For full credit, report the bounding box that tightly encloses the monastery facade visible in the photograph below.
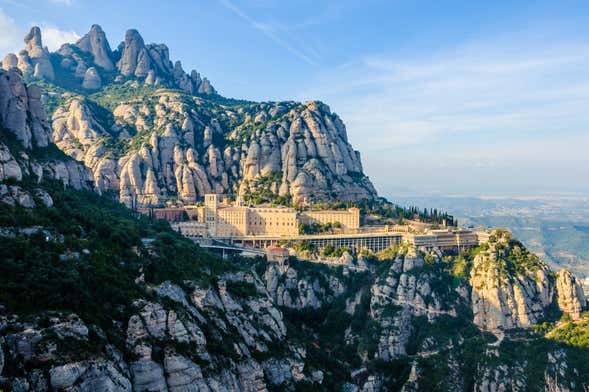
[170,194,360,238]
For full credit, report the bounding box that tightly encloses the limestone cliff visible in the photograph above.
[469,231,586,331]
[49,90,374,206]
[0,68,91,204]
[556,269,586,320]
[2,25,376,206]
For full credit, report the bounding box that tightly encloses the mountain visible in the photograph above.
[1,25,589,391]
[2,25,376,207]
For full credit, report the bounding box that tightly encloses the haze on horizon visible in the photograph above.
[1,0,588,199]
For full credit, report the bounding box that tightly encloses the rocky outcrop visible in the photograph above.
[469,242,553,330]
[369,248,461,360]
[52,94,375,206]
[82,67,101,89]
[2,53,18,70]
[117,29,148,77]
[265,261,345,309]
[10,27,55,81]
[0,68,51,149]
[0,272,318,391]
[0,142,22,181]
[75,24,114,71]
[469,232,586,330]
[0,68,92,192]
[556,269,586,320]
[3,26,374,206]
[4,25,216,95]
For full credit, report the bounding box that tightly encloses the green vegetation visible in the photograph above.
[321,244,352,258]
[0,179,232,339]
[225,280,259,298]
[309,197,456,226]
[241,173,291,206]
[548,314,589,349]
[489,229,545,275]
[298,221,341,235]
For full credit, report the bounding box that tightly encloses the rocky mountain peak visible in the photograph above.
[117,28,147,77]
[24,26,43,53]
[75,24,114,71]
[1,25,216,95]
[13,26,55,81]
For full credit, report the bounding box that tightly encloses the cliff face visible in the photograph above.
[50,94,374,206]
[469,232,586,331]
[0,68,91,207]
[2,25,376,206]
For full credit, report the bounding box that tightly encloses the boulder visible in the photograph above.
[82,67,102,89]
[2,53,18,70]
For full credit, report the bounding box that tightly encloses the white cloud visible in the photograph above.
[0,8,22,53]
[38,25,80,51]
[0,9,80,54]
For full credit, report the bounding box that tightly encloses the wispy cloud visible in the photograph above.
[217,0,318,66]
[301,37,589,149]
[299,33,589,195]
[48,0,73,6]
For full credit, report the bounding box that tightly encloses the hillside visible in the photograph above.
[1,179,588,390]
[2,26,376,207]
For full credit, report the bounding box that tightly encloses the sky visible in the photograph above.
[1,0,588,199]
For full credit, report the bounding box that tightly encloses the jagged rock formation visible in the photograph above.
[469,231,586,331]
[2,25,375,206]
[470,245,552,330]
[0,275,318,391]
[265,261,345,309]
[18,27,55,81]
[75,24,114,71]
[49,93,375,206]
[82,67,101,90]
[556,269,586,320]
[2,25,215,96]
[0,68,91,201]
[0,68,50,149]
[369,248,462,361]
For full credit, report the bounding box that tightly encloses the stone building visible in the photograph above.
[200,194,357,238]
[170,221,207,239]
[300,208,360,230]
[149,194,362,238]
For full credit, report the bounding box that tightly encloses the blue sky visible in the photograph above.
[1,0,588,198]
